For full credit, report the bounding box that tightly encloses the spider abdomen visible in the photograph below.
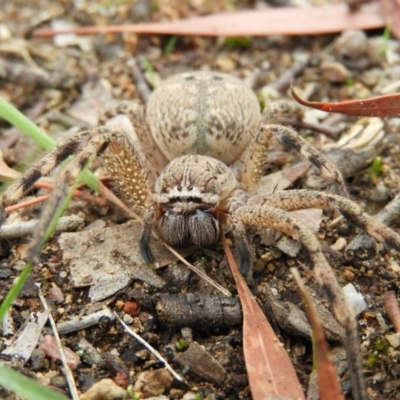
[146,71,261,165]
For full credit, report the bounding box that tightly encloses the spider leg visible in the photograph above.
[23,128,153,261]
[0,128,97,224]
[249,189,400,251]
[234,204,366,399]
[139,210,156,263]
[100,101,169,175]
[229,216,253,279]
[260,99,304,126]
[1,126,153,222]
[240,100,348,196]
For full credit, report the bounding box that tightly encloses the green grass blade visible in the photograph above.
[0,263,32,322]
[0,365,69,400]
[0,97,55,151]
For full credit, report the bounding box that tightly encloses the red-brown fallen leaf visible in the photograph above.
[291,88,400,118]
[291,269,344,400]
[381,0,400,40]
[33,3,384,38]
[221,233,305,400]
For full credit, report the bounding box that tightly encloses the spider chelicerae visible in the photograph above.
[1,70,399,398]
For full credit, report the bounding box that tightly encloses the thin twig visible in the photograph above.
[0,215,84,239]
[130,58,152,104]
[37,287,79,400]
[57,308,115,335]
[114,311,185,383]
[5,194,51,214]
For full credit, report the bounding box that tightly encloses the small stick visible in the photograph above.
[37,287,79,400]
[5,194,51,214]
[114,311,185,383]
[384,291,400,333]
[130,58,152,104]
[0,215,84,239]
[56,308,115,335]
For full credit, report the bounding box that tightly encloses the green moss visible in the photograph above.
[367,338,389,367]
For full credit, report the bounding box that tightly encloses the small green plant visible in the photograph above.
[367,338,389,367]
[379,24,391,56]
[141,58,157,89]
[163,36,178,56]
[344,76,355,88]
[175,338,189,351]
[200,256,210,270]
[256,91,266,112]
[368,156,384,179]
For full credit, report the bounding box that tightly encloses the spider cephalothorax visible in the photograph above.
[2,70,400,398]
[143,154,237,258]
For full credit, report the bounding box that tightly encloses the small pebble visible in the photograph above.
[334,29,368,60]
[331,237,347,251]
[342,284,367,316]
[80,378,127,400]
[320,61,350,83]
[50,375,67,388]
[47,286,64,304]
[30,349,46,371]
[385,333,400,349]
[122,314,134,324]
[389,260,400,273]
[134,369,173,398]
[216,56,236,72]
[342,268,355,282]
[182,392,199,400]
[123,301,139,317]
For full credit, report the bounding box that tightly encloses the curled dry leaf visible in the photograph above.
[221,233,305,400]
[291,88,400,118]
[291,269,344,400]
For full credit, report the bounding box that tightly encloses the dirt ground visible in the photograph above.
[1,1,400,399]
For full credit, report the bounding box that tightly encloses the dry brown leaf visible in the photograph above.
[221,233,305,400]
[34,3,384,38]
[381,0,400,40]
[292,88,400,118]
[291,269,344,400]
